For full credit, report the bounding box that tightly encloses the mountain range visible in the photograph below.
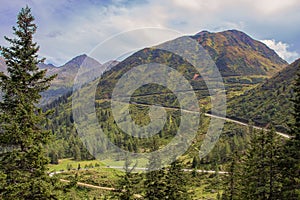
[0,54,119,105]
[94,30,290,106]
[75,29,300,141]
[0,29,297,129]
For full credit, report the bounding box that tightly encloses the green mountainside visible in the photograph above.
[96,30,289,105]
[96,47,208,104]
[227,58,300,133]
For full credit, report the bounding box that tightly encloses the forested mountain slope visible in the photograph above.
[227,58,300,133]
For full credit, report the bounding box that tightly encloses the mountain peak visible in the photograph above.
[62,54,101,69]
[221,29,245,34]
[63,54,88,67]
[191,29,288,76]
[196,29,249,36]
[195,30,210,35]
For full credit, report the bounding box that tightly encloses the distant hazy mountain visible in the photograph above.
[39,54,103,104]
[227,58,300,133]
[192,30,287,77]
[39,54,102,87]
[0,54,119,105]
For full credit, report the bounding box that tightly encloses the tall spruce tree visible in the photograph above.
[165,159,191,200]
[114,156,141,200]
[280,63,300,199]
[221,148,241,200]
[0,6,57,199]
[239,129,283,200]
[144,138,168,199]
[144,162,167,199]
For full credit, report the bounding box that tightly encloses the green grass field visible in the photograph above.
[49,158,223,199]
[48,158,104,172]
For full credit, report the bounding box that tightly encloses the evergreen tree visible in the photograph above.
[192,155,200,169]
[221,148,241,200]
[280,64,300,199]
[165,159,191,200]
[0,6,57,199]
[73,145,81,161]
[49,150,59,164]
[144,138,167,199]
[239,129,283,200]
[144,165,167,199]
[114,156,140,200]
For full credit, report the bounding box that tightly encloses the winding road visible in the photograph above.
[108,99,292,139]
[204,113,291,139]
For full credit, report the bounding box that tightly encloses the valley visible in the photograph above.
[1,19,299,199]
[36,30,299,199]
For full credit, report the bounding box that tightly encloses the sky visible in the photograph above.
[0,0,299,65]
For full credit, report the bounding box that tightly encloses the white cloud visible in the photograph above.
[251,0,299,15]
[261,39,299,63]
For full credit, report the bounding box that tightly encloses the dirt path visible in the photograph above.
[59,178,116,190]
